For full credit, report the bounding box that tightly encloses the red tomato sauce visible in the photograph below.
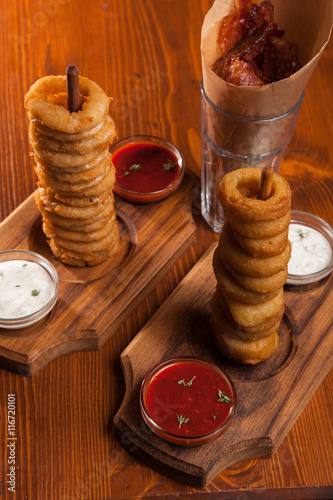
[113,142,181,193]
[143,359,234,438]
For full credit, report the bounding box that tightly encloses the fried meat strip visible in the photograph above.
[212,0,301,86]
[262,36,302,82]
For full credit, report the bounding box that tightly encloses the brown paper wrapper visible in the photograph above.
[201,0,333,160]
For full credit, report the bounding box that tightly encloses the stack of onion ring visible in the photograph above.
[211,167,291,364]
[25,75,119,266]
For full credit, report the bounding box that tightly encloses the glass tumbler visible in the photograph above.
[200,80,304,233]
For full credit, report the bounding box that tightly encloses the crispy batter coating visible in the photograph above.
[211,167,292,364]
[25,74,119,266]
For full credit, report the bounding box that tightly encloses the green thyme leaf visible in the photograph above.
[297,228,310,239]
[217,389,231,404]
[31,289,40,297]
[177,414,189,429]
[178,376,196,386]
[163,160,176,170]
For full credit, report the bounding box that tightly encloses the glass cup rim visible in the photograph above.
[200,77,305,123]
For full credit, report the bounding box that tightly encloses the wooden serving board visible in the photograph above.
[114,243,333,488]
[0,172,197,376]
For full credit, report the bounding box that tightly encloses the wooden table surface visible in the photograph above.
[0,1,332,498]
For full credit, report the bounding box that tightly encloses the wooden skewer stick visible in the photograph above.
[258,165,274,200]
[66,65,81,113]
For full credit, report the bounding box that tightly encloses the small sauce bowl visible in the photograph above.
[0,250,59,329]
[287,211,333,285]
[140,356,236,446]
[111,135,185,204]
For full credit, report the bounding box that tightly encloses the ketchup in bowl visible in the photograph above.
[111,135,184,204]
[140,357,236,446]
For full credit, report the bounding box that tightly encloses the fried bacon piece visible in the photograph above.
[212,0,301,86]
[218,57,265,86]
[262,36,302,82]
[245,0,275,35]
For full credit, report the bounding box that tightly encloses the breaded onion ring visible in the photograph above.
[226,209,291,239]
[232,227,289,257]
[210,292,280,341]
[25,75,110,133]
[41,211,111,233]
[35,160,111,193]
[216,287,284,333]
[39,191,113,219]
[211,319,279,365]
[38,148,110,174]
[37,165,116,198]
[29,115,116,154]
[219,221,291,277]
[51,221,119,253]
[221,253,289,293]
[36,159,111,184]
[37,181,110,206]
[53,193,109,207]
[29,113,106,142]
[49,237,119,267]
[36,189,115,222]
[217,287,284,328]
[43,219,116,243]
[213,250,279,304]
[34,144,107,169]
[217,167,291,221]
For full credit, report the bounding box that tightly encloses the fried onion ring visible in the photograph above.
[35,158,111,184]
[39,190,113,219]
[217,167,291,221]
[30,113,107,142]
[226,209,291,239]
[35,160,111,193]
[26,74,120,266]
[51,220,119,253]
[219,221,291,277]
[212,320,279,365]
[210,291,280,341]
[220,252,289,293]
[43,219,117,243]
[37,165,115,198]
[216,286,284,328]
[37,148,110,174]
[49,237,119,267]
[37,188,115,220]
[25,75,110,133]
[34,144,107,169]
[213,250,279,304]
[232,226,289,257]
[41,211,110,233]
[29,115,116,154]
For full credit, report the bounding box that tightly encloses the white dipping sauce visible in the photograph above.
[288,223,332,276]
[0,260,54,319]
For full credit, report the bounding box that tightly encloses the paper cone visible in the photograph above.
[201,0,333,158]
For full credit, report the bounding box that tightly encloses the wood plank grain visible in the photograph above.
[114,244,333,487]
[0,173,197,375]
[0,0,333,498]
